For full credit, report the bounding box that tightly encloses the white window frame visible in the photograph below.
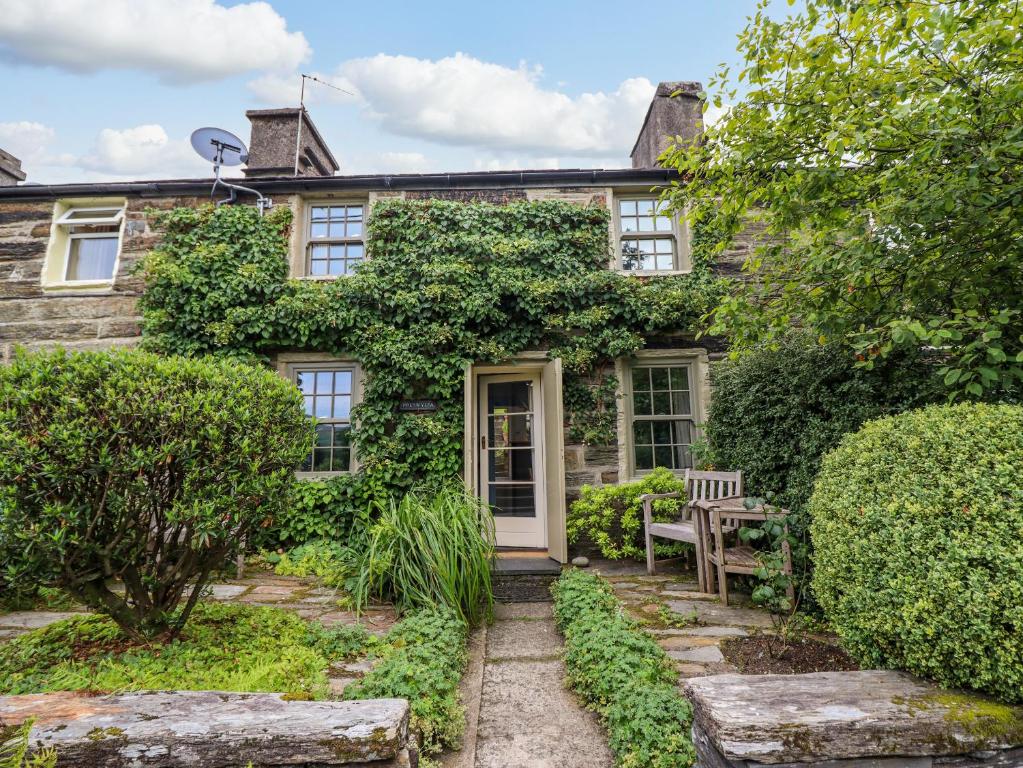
[46,202,127,289]
[283,358,362,479]
[303,199,367,279]
[612,192,691,274]
[617,352,709,480]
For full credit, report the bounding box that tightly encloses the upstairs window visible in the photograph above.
[617,197,680,272]
[307,203,365,276]
[54,206,124,283]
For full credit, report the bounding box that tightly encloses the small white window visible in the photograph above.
[617,197,686,272]
[306,203,365,276]
[56,206,125,283]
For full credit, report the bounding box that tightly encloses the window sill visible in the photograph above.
[616,269,693,277]
[41,281,116,295]
[293,274,355,282]
[295,471,350,481]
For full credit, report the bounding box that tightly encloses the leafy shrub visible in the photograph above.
[347,607,467,756]
[0,348,311,638]
[810,403,1023,702]
[552,570,695,767]
[260,475,377,549]
[0,603,334,697]
[704,334,942,518]
[352,483,494,625]
[567,467,687,560]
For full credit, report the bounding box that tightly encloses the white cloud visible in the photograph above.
[248,71,358,107]
[0,0,310,83]
[250,53,655,158]
[0,121,55,163]
[75,125,210,177]
[703,103,731,128]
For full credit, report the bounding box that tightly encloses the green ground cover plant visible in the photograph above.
[0,348,310,638]
[811,403,1023,702]
[0,721,56,768]
[346,607,467,758]
[137,201,723,520]
[552,569,695,768]
[0,603,366,698]
[567,467,688,560]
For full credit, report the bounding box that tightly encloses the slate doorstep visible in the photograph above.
[0,691,412,767]
[684,670,1023,767]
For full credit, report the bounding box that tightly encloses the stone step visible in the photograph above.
[491,557,562,602]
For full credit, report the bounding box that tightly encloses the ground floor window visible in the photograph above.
[626,361,696,473]
[290,363,357,474]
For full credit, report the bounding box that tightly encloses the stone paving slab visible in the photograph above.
[492,602,553,621]
[664,599,774,629]
[0,611,82,631]
[648,625,749,638]
[485,618,561,660]
[475,659,613,768]
[206,584,248,599]
[667,645,726,664]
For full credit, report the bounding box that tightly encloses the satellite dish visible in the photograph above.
[190,127,248,166]
[189,125,272,216]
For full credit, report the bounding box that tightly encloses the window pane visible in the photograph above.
[310,259,328,276]
[328,258,344,276]
[332,395,351,419]
[346,221,363,238]
[489,414,533,448]
[634,445,653,470]
[636,200,654,215]
[348,244,364,259]
[315,424,333,446]
[313,448,333,472]
[332,448,351,472]
[314,397,331,419]
[489,484,536,517]
[297,372,314,394]
[487,381,531,414]
[333,425,351,446]
[335,371,353,393]
[653,391,671,414]
[638,216,655,232]
[66,237,117,281]
[315,371,333,393]
[632,367,649,393]
[654,445,674,469]
[652,420,672,445]
[656,252,675,271]
[311,207,329,220]
[651,367,670,389]
[673,420,693,445]
[303,395,313,415]
[671,390,691,415]
[64,208,120,221]
[669,367,689,390]
[633,391,651,416]
[632,420,651,446]
[310,222,329,239]
[619,200,637,216]
[655,215,672,231]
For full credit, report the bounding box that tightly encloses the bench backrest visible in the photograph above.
[685,469,743,505]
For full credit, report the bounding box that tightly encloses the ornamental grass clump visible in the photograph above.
[552,570,696,768]
[811,403,1023,703]
[351,483,495,625]
[0,348,311,639]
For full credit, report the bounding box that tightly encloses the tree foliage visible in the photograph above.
[665,0,1023,400]
[0,349,310,638]
[138,201,723,511]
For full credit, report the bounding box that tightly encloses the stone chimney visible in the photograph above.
[0,149,27,185]
[243,108,340,178]
[630,81,704,169]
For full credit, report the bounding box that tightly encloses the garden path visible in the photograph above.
[446,600,614,768]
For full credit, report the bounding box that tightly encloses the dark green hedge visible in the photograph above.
[703,334,943,515]
[811,403,1023,703]
[552,570,695,767]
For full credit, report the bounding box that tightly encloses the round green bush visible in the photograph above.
[810,403,1023,702]
[0,348,311,638]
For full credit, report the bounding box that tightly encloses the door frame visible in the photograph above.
[477,372,547,549]
[464,353,568,563]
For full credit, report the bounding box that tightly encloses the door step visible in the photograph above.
[491,557,562,602]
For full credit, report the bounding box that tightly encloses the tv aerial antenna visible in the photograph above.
[189,127,272,216]
[294,73,354,176]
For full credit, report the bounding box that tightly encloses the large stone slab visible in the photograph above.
[684,671,1023,766]
[665,599,774,629]
[0,690,411,767]
[0,611,83,630]
[485,618,561,660]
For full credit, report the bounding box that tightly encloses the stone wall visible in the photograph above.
[0,196,201,362]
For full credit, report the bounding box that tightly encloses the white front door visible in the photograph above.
[478,373,547,549]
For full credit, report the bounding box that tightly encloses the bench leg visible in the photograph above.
[645,526,656,575]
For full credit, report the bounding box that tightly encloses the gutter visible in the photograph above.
[0,168,681,201]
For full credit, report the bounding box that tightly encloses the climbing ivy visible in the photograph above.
[138,199,723,507]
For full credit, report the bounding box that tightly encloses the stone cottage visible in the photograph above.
[0,81,750,564]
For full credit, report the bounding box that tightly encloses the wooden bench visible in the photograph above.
[642,469,743,592]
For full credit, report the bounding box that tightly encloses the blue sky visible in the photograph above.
[0,0,800,183]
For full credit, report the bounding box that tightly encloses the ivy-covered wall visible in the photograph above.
[137,198,723,516]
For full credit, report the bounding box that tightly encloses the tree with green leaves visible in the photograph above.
[665,0,1023,399]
